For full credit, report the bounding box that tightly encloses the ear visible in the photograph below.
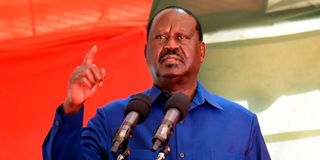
[199,42,206,63]
[144,44,147,58]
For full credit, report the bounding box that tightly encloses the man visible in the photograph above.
[43,6,271,160]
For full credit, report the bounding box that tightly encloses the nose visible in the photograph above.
[164,37,179,50]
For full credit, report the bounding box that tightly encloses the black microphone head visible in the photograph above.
[125,93,152,123]
[164,93,190,121]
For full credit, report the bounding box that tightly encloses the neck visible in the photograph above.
[155,77,197,100]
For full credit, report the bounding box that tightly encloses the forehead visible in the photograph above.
[150,9,197,33]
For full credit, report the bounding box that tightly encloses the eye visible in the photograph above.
[177,35,185,40]
[176,34,189,40]
[155,35,167,40]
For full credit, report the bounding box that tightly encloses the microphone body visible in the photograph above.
[152,93,190,151]
[112,112,139,152]
[152,108,180,150]
[120,111,140,131]
[112,93,152,153]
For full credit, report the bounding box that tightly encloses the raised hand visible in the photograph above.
[63,45,106,114]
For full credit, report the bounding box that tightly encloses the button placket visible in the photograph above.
[179,152,185,158]
[176,116,187,159]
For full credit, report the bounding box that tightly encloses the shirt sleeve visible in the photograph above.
[245,114,271,160]
[42,104,84,160]
[81,107,113,159]
[42,104,114,160]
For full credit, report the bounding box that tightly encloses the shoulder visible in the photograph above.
[98,89,152,115]
[98,96,130,117]
[87,92,147,136]
[198,82,253,116]
[206,91,256,120]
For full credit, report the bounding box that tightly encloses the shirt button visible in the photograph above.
[179,120,184,124]
[179,152,185,158]
[55,120,59,126]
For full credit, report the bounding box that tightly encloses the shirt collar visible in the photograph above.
[192,81,224,111]
[144,81,224,111]
[146,84,164,102]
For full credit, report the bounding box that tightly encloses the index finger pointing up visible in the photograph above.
[83,45,98,64]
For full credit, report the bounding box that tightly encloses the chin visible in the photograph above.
[158,70,185,79]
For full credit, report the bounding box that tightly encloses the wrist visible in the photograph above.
[63,99,82,114]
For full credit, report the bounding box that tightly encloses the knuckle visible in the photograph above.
[84,68,91,75]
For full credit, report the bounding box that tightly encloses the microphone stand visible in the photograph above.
[116,148,131,160]
[152,123,173,160]
[155,145,170,160]
[113,132,131,160]
[112,123,133,160]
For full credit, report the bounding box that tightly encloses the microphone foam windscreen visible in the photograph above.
[125,93,152,123]
[164,93,190,121]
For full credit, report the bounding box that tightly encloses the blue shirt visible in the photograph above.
[43,82,270,160]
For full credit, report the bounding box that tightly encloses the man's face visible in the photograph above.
[145,9,205,84]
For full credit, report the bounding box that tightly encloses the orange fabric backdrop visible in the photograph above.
[0,0,152,159]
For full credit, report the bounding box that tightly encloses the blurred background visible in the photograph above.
[0,0,319,159]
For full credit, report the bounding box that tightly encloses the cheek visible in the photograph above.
[145,53,154,66]
[184,46,203,63]
[147,44,162,59]
[145,48,157,65]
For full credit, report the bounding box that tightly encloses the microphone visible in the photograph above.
[111,93,152,153]
[152,93,190,151]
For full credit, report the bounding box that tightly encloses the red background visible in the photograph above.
[0,0,153,159]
